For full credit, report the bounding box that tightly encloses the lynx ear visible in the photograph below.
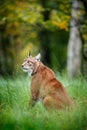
[35,53,41,61]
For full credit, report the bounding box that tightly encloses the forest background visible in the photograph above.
[0,0,87,78]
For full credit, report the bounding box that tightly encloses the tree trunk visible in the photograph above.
[67,0,82,78]
[0,23,15,75]
[81,0,87,78]
[83,42,87,77]
[38,0,51,67]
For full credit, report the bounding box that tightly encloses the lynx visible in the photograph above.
[22,53,74,109]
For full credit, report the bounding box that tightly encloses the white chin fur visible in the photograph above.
[28,71,33,76]
[23,68,33,76]
[23,69,28,72]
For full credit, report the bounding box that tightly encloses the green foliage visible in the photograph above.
[0,0,87,75]
[0,75,87,130]
[0,0,72,75]
[0,0,43,75]
[50,30,68,71]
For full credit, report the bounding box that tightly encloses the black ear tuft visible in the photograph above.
[28,51,31,57]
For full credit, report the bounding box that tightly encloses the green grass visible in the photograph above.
[0,75,87,130]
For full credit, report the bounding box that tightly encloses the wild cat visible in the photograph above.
[22,53,74,109]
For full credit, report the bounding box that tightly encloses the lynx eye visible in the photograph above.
[27,61,29,63]
[29,63,32,66]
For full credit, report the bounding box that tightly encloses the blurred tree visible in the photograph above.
[67,0,82,78]
[0,1,18,75]
[38,0,51,67]
[38,0,71,68]
[0,0,42,75]
[67,0,87,78]
[81,0,87,78]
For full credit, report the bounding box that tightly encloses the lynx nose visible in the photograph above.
[22,64,24,68]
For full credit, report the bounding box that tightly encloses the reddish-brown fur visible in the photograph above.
[29,62,74,109]
[22,54,74,109]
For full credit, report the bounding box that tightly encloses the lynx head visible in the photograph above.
[22,53,41,76]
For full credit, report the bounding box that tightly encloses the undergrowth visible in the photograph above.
[0,75,87,130]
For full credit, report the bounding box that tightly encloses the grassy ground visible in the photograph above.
[0,75,87,130]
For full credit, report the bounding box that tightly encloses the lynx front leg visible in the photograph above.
[29,90,39,108]
[29,98,37,107]
[29,81,40,108]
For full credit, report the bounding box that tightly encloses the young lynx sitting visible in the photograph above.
[22,53,73,109]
